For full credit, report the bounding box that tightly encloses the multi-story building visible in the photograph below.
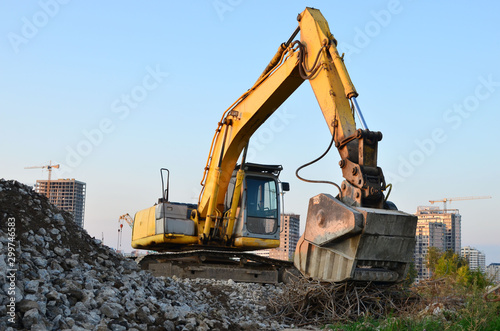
[269,214,300,261]
[253,214,300,261]
[35,178,86,227]
[413,206,462,281]
[486,263,500,283]
[461,246,486,272]
[414,220,446,280]
[416,206,461,253]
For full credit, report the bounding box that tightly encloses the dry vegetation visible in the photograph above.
[267,273,500,330]
[268,273,418,326]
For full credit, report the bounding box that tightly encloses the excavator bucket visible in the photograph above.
[294,194,417,283]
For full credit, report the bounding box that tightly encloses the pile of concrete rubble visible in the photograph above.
[0,179,290,330]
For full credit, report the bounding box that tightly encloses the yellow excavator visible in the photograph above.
[132,7,417,283]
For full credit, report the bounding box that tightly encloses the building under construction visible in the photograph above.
[35,178,86,227]
[414,206,462,281]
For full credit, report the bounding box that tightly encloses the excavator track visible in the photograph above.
[136,250,298,284]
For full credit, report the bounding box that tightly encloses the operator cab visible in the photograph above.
[225,163,289,247]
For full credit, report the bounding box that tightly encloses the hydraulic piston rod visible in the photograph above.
[351,97,368,130]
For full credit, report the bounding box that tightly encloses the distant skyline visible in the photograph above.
[1,1,498,264]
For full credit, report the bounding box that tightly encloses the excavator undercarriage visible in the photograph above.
[137,250,296,284]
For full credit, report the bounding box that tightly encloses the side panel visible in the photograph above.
[155,203,196,236]
[132,203,199,250]
[132,206,156,242]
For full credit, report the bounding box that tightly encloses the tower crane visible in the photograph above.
[117,213,134,252]
[429,196,492,212]
[119,213,134,228]
[25,161,60,201]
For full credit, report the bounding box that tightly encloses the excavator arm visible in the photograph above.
[198,7,386,241]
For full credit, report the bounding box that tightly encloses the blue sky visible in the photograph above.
[1,1,499,264]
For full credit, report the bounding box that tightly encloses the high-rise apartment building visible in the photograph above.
[35,178,86,227]
[416,206,461,253]
[414,206,462,281]
[269,214,300,261]
[461,246,486,272]
[414,220,446,280]
[253,214,300,261]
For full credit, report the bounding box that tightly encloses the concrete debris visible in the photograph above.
[0,179,290,330]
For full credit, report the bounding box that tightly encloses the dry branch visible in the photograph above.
[267,273,420,325]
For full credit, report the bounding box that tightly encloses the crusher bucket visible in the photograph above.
[294,193,417,283]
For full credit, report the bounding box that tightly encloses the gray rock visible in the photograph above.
[8,285,25,303]
[18,299,40,313]
[71,301,88,314]
[136,305,154,324]
[124,299,136,312]
[104,259,115,268]
[97,286,117,301]
[66,288,85,305]
[49,260,64,274]
[94,321,109,331]
[65,258,79,268]
[32,256,48,268]
[54,246,66,257]
[38,268,50,281]
[30,324,47,331]
[164,305,179,320]
[20,251,32,260]
[110,324,127,331]
[64,316,75,327]
[100,302,124,319]
[0,254,7,279]
[22,308,41,329]
[54,213,65,225]
[34,234,45,245]
[24,280,39,293]
[86,310,101,325]
[163,320,176,331]
[46,290,60,301]
[185,316,198,330]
